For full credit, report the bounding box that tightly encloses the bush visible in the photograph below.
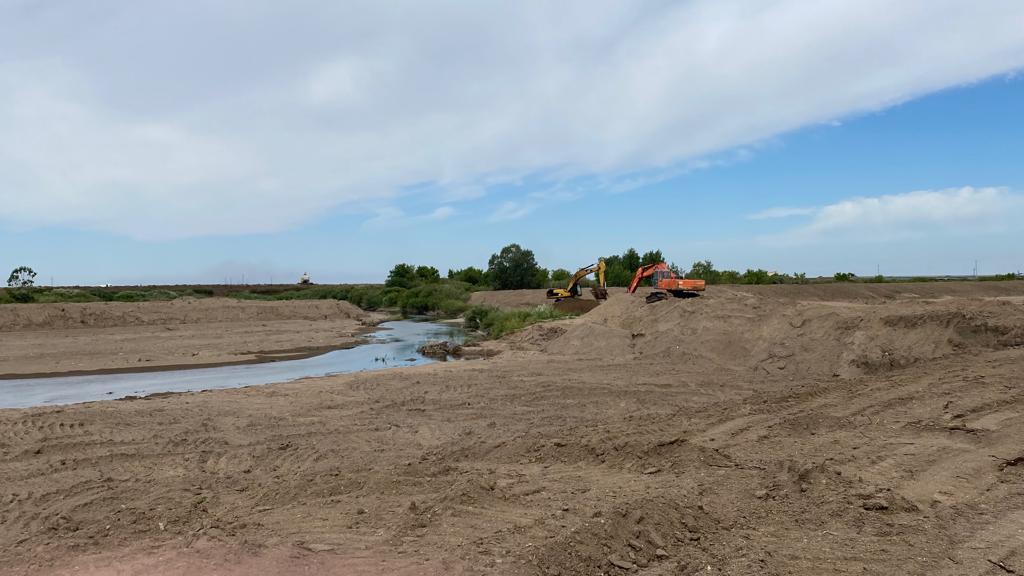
[113,290,180,302]
[7,289,35,303]
[33,288,101,303]
[464,305,575,339]
[833,272,856,282]
[398,282,471,316]
[448,266,487,286]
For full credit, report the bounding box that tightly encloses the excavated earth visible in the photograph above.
[0,298,376,377]
[2,282,1024,575]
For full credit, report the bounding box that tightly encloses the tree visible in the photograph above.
[7,266,36,288]
[621,248,641,273]
[834,272,856,282]
[487,243,543,290]
[448,266,486,286]
[533,267,551,288]
[385,263,418,289]
[742,269,772,285]
[640,250,664,267]
[687,260,719,283]
[550,268,571,283]
[415,265,441,284]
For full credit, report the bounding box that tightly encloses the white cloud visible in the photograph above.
[490,201,536,222]
[747,207,817,220]
[425,206,455,221]
[1,2,1024,239]
[762,187,1024,244]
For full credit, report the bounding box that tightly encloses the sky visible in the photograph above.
[2,0,1024,285]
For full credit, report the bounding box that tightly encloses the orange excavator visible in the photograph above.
[627,263,705,303]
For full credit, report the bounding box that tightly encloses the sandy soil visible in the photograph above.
[2,282,1024,575]
[0,298,377,377]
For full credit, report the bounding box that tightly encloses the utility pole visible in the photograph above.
[973,260,978,278]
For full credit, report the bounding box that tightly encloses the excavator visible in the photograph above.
[546,259,608,313]
[627,262,705,303]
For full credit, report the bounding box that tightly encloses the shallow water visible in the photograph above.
[0,320,465,409]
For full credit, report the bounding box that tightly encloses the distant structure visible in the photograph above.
[298,272,311,285]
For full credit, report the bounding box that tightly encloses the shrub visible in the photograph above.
[833,272,856,282]
[463,304,575,339]
[398,282,471,316]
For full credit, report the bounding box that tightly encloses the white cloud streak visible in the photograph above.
[1,1,1024,239]
[761,187,1024,244]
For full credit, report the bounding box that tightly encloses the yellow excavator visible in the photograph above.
[546,259,608,312]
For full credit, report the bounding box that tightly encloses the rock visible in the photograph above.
[636,558,649,568]
[861,499,889,511]
[301,543,337,552]
[608,557,635,570]
[655,548,669,558]
[356,507,367,515]
[754,490,769,499]
[646,529,666,548]
[552,439,567,447]
[628,539,644,551]
[642,467,661,475]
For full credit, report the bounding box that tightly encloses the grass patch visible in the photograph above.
[463,305,576,339]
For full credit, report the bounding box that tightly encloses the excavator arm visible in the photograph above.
[627,263,666,293]
[547,259,607,300]
[628,262,706,300]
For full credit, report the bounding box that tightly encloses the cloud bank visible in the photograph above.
[758,187,1024,244]
[2,1,1024,239]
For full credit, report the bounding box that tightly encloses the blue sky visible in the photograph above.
[2,2,1024,285]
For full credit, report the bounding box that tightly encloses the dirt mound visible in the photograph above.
[0,297,367,332]
[542,290,1024,378]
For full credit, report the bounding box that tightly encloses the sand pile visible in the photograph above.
[539,290,1024,378]
[0,297,367,331]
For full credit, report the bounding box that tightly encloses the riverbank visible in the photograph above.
[0,298,380,377]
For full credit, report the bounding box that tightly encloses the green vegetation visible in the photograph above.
[7,266,36,288]
[833,272,856,282]
[683,260,807,285]
[487,243,544,289]
[0,286,211,304]
[447,266,486,286]
[464,305,575,339]
[978,273,1020,281]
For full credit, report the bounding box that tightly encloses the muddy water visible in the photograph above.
[0,320,465,409]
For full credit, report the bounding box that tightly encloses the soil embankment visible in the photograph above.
[0,298,377,377]
[1,282,1024,575]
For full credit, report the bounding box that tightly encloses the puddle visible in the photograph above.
[0,320,465,409]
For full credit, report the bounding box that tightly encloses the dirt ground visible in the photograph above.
[0,298,377,377]
[2,282,1024,575]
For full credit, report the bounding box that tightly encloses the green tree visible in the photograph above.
[550,268,571,283]
[640,250,664,267]
[487,244,543,290]
[415,265,441,284]
[533,267,551,288]
[687,260,719,283]
[742,269,771,284]
[7,266,36,288]
[621,248,641,272]
[448,266,486,286]
[833,272,856,282]
[385,263,418,289]
[719,270,742,284]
